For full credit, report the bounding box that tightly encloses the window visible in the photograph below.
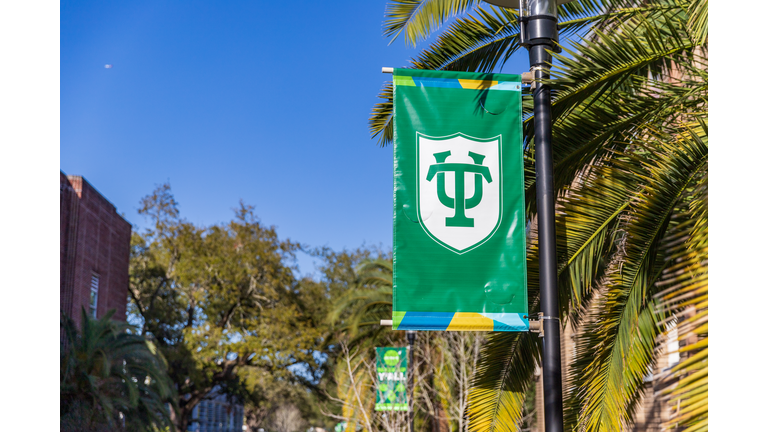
[90,274,99,318]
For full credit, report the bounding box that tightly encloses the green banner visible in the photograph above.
[375,347,408,411]
[392,68,528,332]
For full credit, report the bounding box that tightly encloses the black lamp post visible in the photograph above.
[482,1,573,431]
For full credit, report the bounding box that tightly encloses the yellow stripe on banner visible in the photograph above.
[446,313,494,331]
[458,79,497,90]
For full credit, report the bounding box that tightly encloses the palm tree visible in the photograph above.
[328,258,394,339]
[369,1,707,431]
[60,309,176,431]
[328,258,400,432]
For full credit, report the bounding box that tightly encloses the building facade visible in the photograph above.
[188,388,244,432]
[60,172,132,327]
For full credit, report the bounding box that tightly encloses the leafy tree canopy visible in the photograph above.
[129,184,328,430]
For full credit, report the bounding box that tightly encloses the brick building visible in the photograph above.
[60,171,132,327]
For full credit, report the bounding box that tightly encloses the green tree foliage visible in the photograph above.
[309,248,392,429]
[234,246,386,432]
[369,1,707,431]
[129,184,327,431]
[329,258,490,432]
[60,309,176,432]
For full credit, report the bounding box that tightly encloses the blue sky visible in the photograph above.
[60,0,531,275]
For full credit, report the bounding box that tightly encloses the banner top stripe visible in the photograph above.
[393,68,522,91]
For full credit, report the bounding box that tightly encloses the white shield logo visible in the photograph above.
[417,132,502,254]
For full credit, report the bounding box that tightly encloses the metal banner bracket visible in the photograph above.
[526,312,559,337]
[521,71,534,84]
[527,66,549,89]
[526,313,543,337]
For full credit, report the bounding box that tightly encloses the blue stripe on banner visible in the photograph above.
[490,81,522,92]
[411,77,463,89]
[397,312,455,330]
[482,313,529,331]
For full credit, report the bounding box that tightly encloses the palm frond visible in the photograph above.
[467,333,540,432]
[370,82,394,147]
[549,10,695,122]
[534,75,707,201]
[686,0,707,44]
[61,309,176,431]
[328,258,394,337]
[354,258,394,287]
[556,164,637,321]
[654,120,708,431]
[371,2,692,146]
[383,0,479,46]
[570,121,708,431]
[409,6,520,72]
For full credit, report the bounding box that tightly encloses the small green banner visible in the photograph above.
[375,347,408,411]
[392,68,528,331]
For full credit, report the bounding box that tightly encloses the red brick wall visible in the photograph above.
[61,173,77,321]
[60,173,131,328]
